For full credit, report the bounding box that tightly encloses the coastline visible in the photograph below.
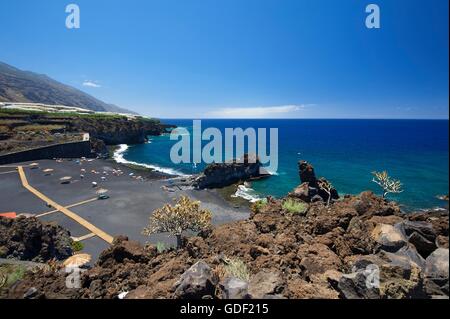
[110,143,449,212]
[111,143,262,205]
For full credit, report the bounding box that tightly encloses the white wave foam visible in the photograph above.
[113,144,188,177]
[231,185,262,203]
[265,169,279,176]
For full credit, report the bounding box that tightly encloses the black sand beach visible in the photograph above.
[0,158,250,261]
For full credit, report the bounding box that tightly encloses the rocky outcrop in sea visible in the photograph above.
[192,154,269,189]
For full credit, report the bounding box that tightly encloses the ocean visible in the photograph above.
[115,119,449,211]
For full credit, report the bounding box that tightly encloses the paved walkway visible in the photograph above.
[17,166,114,244]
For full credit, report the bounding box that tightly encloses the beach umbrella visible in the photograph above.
[63,254,92,267]
[30,163,39,169]
[96,188,110,199]
[60,176,72,184]
[43,168,54,175]
[96,188,108,195]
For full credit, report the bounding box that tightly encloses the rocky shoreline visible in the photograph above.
[1,161,448,299]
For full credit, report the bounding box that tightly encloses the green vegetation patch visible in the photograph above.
[13,124,65,132]
[282,199,308,215]
[0,264,27,289]
[251,198,268,213]
[71,241,84,252]
[223,257,250,281]
[156,242,168,253]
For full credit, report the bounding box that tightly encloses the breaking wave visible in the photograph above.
[113,144,188,177]
[231,184,262,203]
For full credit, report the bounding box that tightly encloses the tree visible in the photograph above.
[372,171,403,198]
[317,178,333,206]
[142,196,212,249]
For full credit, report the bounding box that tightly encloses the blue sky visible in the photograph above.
[0,0,448,119]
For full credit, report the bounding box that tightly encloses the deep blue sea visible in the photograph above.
[116,119,449,210]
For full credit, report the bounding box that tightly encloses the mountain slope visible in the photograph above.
[0,61,136,114]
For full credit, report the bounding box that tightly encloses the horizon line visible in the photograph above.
[155,117,450,121]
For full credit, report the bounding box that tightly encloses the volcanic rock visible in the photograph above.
[173,261,217,299]
[289,161,338,203]
[248,271,284,299]
[220,277,249,299]
[396,220,437,258]
[371,224,407,252]
[0,216,72,262]
[97,236,153,267]
[424,248,449,297]
[193,154,267,189]
[338,270,381,299]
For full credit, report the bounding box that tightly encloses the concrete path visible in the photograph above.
[17,166,114,244]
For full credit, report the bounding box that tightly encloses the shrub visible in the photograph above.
[251,198,268,213]
[156,241,168,253]
[282,199,308,214]
[0,264,26,289]
[142,196,212,249]
[71,241,84,252]
[372,171,403,198]
[222,257,250,281]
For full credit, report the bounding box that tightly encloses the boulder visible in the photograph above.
[248,271,284,299]
[424,248,449,297]
[0,216,72,262]
[343,252,425,299]
[173,261,217,299]
[23,287,39,299]
[288,183,311,202]
[334,217,376,258]
[355,191,401,217]
[338,270,381,299]
[291,161,339,203]
[97,236,153,267]
[220,277,249,299]
[391,245,426,270]
[371,224,407,252]
[396,221,437,258]
[380,250,425,299]
[297,243,343,277]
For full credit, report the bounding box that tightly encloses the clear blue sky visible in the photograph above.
[0,0,448,119]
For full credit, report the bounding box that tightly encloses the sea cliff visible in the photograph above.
[0,109,174,156]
